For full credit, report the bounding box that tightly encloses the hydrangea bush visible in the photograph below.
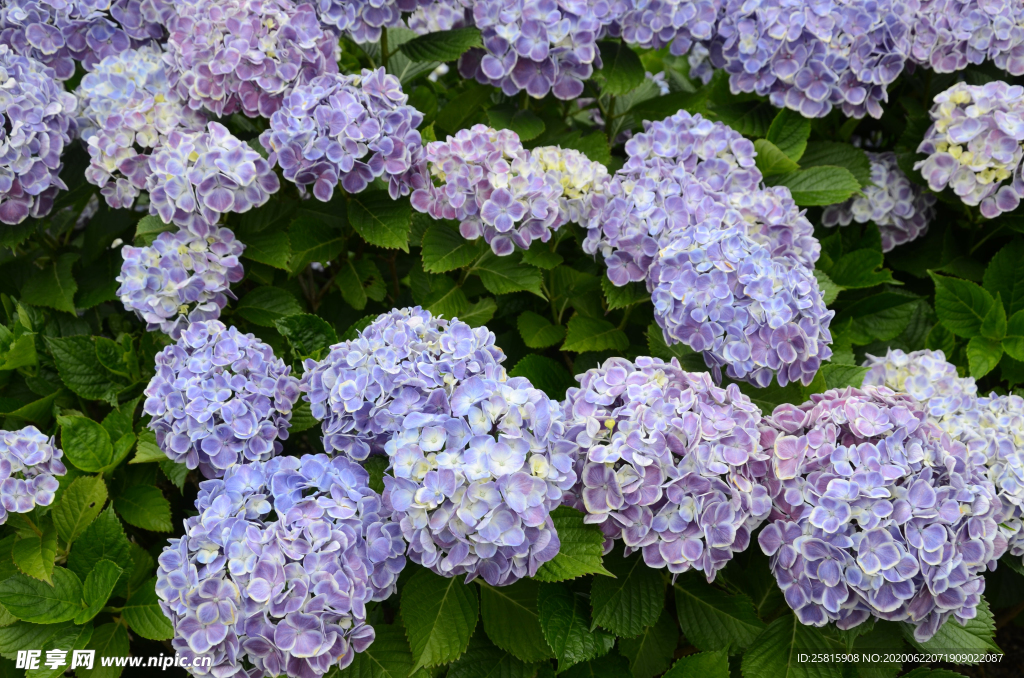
[3,3,1024,677]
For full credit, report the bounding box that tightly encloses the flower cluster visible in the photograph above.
[156,454,405,678]
[909,0,1024,75]
[407,0,466,34]
[301,307,576,585]
[411,125,562,256]
[862,349,976,419]
[530,145,610,226]
[260,69,425,202]
[707,0,913,119]
[116,224,245,336]
[758,386,1005,641]
[146,122,280,231]
[162,0,338,118]
[609,0,721,57]
[916,81,1024,219]
[561,357,770,579]
[315,0,432,43]
[822,152,935,252]
[0,45,78,225]
[77,44,207,210]
[0,426,65,525]
[144,320,301,479]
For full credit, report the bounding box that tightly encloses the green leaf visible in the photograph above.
[337,259,370,310]
[766,109,811,162]
[981,292,1008,340]
[75,560,121,625]
[401,568,479,671]
[235,287,302,327]
[518,312,566,349]
[509,355,576,401]
[535,507,611,582]
[349,192,412,252]
[44,337,122,404]
[564,132,612,166]
[129,429,165,465]
[931,272,996,338]
[447,630,534,678]
[813,269,841,306]
[52,475,107,545]
[590,549,663,638]
[0,569,83,624]
[133,215,173,246]
[25,622,93,678]
[560,650,630,678]
[984,240,1024,316]
[11,518,57,584]
[478,579,553,662]
[460,299,497,327]
[818,363,868,390]
[601,277,647,311]
[902,598,1000,661]
[662,651,729,678]
[240,228,291,270]
[646,323,707,372]
[828,250,895,289]
[473,252,544,297]
[77,622,129,678]
[1003,310,1024,361]
[767,166,862,206]
[753,139,800,176]
[740,615,843,678]
[563,316,628,352]
[399,27,482,61]
[113,485,172,532]
[67,507,132,583]
[672,573,765,653]
[423,276,469,319]
[337,623,412,678]
[0,621,75,661]
[436,83,493,135]
[798,142,872,187]
[835,293,924,344]
[618,609,678,678]
[58,416,113,473]
[521,244,564,270]
[276,313,338,357]
[596,40,645,95]
[122,577,173,641]
[159,458,188,492]
[422,223,486,273]
[538,583,615,671]
[288,216,345,273]
[487,106,547,142]
[21,254,78,314]
[0,333,37,372]
[711,101,776,138]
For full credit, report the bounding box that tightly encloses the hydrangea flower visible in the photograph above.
[162,0,339,118]
[0,427,66,525]
[915,81,1024,219]
[707,0,914,118]
[909,0,1024,75]
[608,0,721,58]
[315,0,432,43]
[77,44,207,210]
[411,125,562,256]
[561,357,770,579]
[144,320,300,478]
[301,307,576,585]
[407,0,466,34]
[146,122,280,231]
[260,68,425,202]
[530,145,610,226]
[156,454,405,678]
[822,152,936,252]
[862,349,976,419]
[757,386,1005,641]
[0,45,78,225]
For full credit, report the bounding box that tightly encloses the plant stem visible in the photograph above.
[381,28,389,71]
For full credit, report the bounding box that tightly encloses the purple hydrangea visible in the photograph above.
[822,151,935,252]
[116,224,245,337]
[862,349,976,419]
[315,0,433,43]
[301,307,576,585]
[162,0,339,118]
[707,0,913,118]
[915,81,1024,219]
[146,122,280,232]
[757,386,1005,641]
[530,145,611,226]
[156,454,405,678]
[407,0,467,34]
[561,357,770,579]
[144,320,301,479]
[411,125,563,256]
[260,68,425,202]
[0,426,65,525]
[909,0,1024,75]
[608,0,721,58]
[77,43,207,210]
[0,45,78,225]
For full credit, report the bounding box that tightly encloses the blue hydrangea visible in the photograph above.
[561,357,770,579]
[301,307,576,585]
[862,349,976,419]
[77,43,207,210]
[916,81,1024,219]
[608,0,721,57]
[407,0,466,34]
[530,145,611,226]
[823,151,935,252]
[910,0,1024,75]
[144,320,301,478]
[260,68,425,202]
[758,386,1005,641]
[0,45,78,225]
[0,426,66,525]
[146,122,280,232]
[315,0,433,43]
[156,454,405,678]
[116,224,245,337]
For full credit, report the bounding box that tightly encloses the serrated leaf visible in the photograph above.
[981,293,1007,340]
[538,583,615,671]
[447,630,534,678]
[473,252,544,297]
[596,40,645,95]
[288,216,345,273]
[560,650,630,678]
[662,651,729,678]
[618,609,678,678]
[134,215,173,246]
[970,337,1002,377]
[563,316,628,353]
[712,101,776,138]
[276,313,338,357]
[813,269,841,306]
[44,337,123,404]
[159,458,187,492]
[601,277,646,311]
[535,507,611,582]
[25,622,93,678]
[509,355,576,401]
[129,429,164,464]
[0,569,83,624]
[767,166,862,206]
[21,253,78,314]
[77,622,129,678]
[240,228,291,270]
[478,579,553,662]
[400,27,482,62]
[338,623,412,678]
[487,106,546,142]
[113,485,171,532]
[75,560,121,625]
[767,109,811,162]
[1003,310,1024,361]
[423,276,469,319]
[58,415,113,473]
[672,573,765,653]
[835,293,923,344]
[401,569,479,671]
[828,250,894,289]
[0,621,74,661]
[459,299,497,327]
[518,312,566,349]
[436,84,493,135]
[11,519,57,584]
[235,287,302,327]
[338,259,370,310]
[122,577,173,640]
[754,139,800,176]
[52,476,107,545]
[590,549,663,638]
[349,192,412,251]
[422,223,486,273]
[818,363,868,390]
[67,507,132,584]
[902,598,1000,661]
[0,333,37,371]
[741,615,842,678]
[931,272,996,338]
[564,132,612,166]
[983,240,1024,316]
[798,142,872,187]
